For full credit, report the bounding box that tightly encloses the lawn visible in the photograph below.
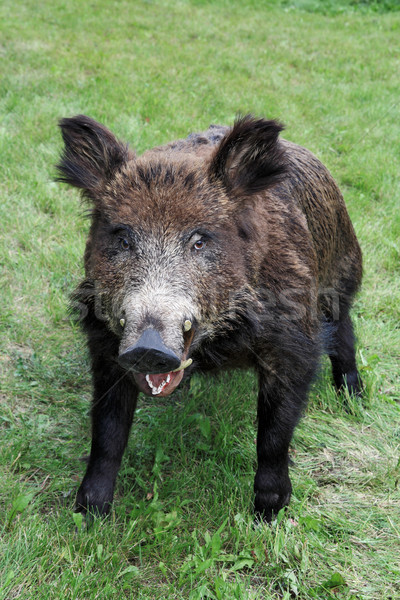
[0,0,399,598]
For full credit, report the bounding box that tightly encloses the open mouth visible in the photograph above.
[133,326,194,397]
[134,358,192,397]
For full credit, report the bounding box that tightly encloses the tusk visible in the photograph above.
[172,358,193,372]
[183,320,192,332]
[120,318,125,327]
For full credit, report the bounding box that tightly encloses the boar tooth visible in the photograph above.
[183,320,192,332]
[145,374,170,395]
[119,318,125,327]
[173,358,193,372]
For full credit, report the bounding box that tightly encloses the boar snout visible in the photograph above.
[118,327,181,374]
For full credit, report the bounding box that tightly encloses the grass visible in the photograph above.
[1,0,399,598]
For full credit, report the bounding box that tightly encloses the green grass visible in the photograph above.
[1,0,399,598]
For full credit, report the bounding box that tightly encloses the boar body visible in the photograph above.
[57,115,362,520]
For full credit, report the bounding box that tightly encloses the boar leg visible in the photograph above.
[329,313,362,397]
[254,374,311,522]
[76,363,138,516]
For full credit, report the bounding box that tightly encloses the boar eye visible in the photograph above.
[119,237,130,251]
[193,238,206,251]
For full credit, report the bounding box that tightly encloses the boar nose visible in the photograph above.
[118,328,181,374]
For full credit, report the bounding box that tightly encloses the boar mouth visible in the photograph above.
[134,368,184,397]
[132,327,194,397]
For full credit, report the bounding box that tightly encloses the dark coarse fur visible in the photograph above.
[57,114,362,521]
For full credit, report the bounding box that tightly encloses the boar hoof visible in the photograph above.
[254,490,292,523]
[75,478,114,517]
[341,370,363,398]
[253,469,292,522]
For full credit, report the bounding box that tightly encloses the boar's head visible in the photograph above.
[57,115,286,397]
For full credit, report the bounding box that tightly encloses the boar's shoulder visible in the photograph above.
[276,139,361,287]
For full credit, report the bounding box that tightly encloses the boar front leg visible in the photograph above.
[254,370,312,522]
[76,362,138,516]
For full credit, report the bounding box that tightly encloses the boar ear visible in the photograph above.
[209,115,286,197]
[56,115,131,199]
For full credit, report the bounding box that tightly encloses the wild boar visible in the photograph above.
[57,114,362,521]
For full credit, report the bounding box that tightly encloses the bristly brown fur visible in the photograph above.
[209,114,287,197]
[57,113,363,522]
[56,115,133,200]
